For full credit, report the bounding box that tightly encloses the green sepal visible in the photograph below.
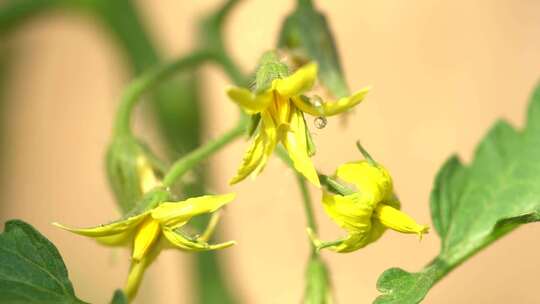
[124,187,173,218]
[301,112,316,156]
[106,135,166,214]
[247,113,262,137]
[253,51,289,93]
[278,3,349,97]
[318,174,355,196]
[0,220,88,304]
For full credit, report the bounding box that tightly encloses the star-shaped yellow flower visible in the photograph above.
[227,62,369,187]
[53,193,236,299]
[310,161,428,253]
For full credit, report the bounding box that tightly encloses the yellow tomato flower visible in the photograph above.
[53,193,236,300]
[227,61,369,187]
[310,161,428,253]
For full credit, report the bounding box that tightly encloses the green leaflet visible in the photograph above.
[0,220,87,304]
[375,82,540,304]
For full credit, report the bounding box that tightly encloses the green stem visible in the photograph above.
[1,2,243,303]
[162,120,247,187]
[113,51,214,137]
[296,174,317,234]
[215,53,248,86]
[275,147,318,249]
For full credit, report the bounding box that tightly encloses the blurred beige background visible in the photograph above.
[2,0,540,303]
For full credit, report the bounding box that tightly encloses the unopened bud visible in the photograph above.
[106,136,165,214]
[278,5,349,98]
[303,255,334,304]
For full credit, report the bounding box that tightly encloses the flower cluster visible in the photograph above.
[227,51,369,186]
[54,152,235,299]
[54,51,427,301]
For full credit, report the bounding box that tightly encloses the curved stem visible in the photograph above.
[113,51,214,137]
[162,120,247,187]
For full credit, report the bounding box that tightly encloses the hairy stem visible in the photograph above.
[162,120,247,187]
[296,174,317,233]
[113,51,214,137]
[275,147,319,251]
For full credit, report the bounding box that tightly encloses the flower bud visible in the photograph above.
[106,135,165,214]
[278,4,349,98]
[314,160,429,253]
[253,51,290,93]
[303,255,333,304]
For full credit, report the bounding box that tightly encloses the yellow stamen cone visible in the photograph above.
[132,218,161,262]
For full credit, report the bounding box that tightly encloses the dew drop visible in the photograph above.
[311,95,323,108]
[314,116,328,129]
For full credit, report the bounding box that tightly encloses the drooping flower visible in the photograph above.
[310,160,428,253]
[227,52,370,187]
[54,193,236,299]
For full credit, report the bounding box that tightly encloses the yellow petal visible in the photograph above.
[230,132,266,184]
[291,87,370,116]
[52,212,148,242]
[162,227,236,251]
[94,232,133,247]
[373,204,429,237]
[335,161,393,203]
[226,86,272,114]
[229,112,278,184]
[132,217,161,261]
[253,111,279,175]
[319,192,391,253]
[332,233,372,253]
[197,211,221,242]
[322,192,373,234]
[270,92,292,126]
[307,226,373,253]
[151,193,235,227]
[272,62,318,97]
[282,108,320,187]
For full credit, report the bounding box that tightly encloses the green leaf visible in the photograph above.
[0,220,87,304]
[375,82,540,304]
[109,290,127,304]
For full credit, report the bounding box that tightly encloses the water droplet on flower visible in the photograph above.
[314,116,327,129]
[311,95,323,108]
